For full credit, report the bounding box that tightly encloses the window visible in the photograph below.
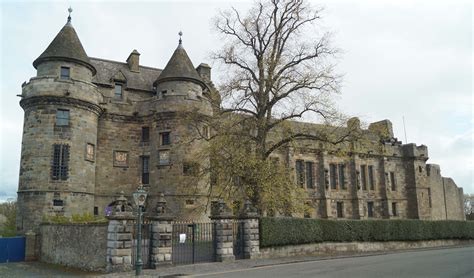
[392,202,397,216]
[183,162,199,176]
[160,132,171,146]
[367,202,374,218]
[141,127,150,143]
[368,165,375,190]
[390,172,396,191]
[305,161,314,188]
[360,165,367,190]
[94,206,99,216]
[114,83,123,99]
[56,109,69,126]
[51,144,69,180]
[141,156,150,184]
[295,160,304,187]
[60,66,70,79]
[185,199,195,206]
[337,202,344,218]
[330,163,337,189]
[202,125,210,139]
[158,150,170,165]
[338,164,346,189]
[53,199,64,206]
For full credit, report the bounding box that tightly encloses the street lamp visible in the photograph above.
[132,185,147,276]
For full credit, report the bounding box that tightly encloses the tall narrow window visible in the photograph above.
[338,164,346,189]
[56,109,69,126]
[114,83,123,99]
[52,144,69,180]
[295,160,304,187]
[368,165,375,190]
[392,202,397,216]
[360,165,367,190]
[390,172,396,191]
[60,66,70,79]
[330,163,337,189]
[141,156,149,184]
[160,132,171,146]
[141,127,150,143]
[305,161,314,188]
[337,202,344,218]
[367,201,374,218]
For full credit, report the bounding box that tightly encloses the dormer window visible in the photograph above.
[60,67,70,80]
[115,83,123,99]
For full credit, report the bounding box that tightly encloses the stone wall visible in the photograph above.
[40,223,108,271]
[258,239,473,259]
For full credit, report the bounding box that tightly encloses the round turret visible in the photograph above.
[16,12,101,233]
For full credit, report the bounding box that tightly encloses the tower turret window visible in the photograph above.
[60,67,70,79]
[51,144,69,181]
[56,109,69,126]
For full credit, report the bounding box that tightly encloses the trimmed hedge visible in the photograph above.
[260,217,474,248]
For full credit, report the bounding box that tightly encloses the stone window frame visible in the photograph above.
[55,109,70,127]
[114,83,124,100]
[159,131,171,146]
[85,142,95,162]
[113,150,129,168]
[51,144,70,181]
[60,66,70,80]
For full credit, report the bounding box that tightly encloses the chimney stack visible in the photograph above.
[126,49,140,72]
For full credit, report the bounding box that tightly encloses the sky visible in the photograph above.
[0,0,472,202]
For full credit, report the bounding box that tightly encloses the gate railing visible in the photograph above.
[131,220,152,268]
[171,221,215,265]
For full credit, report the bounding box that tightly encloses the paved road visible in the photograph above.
[197,246,474,278]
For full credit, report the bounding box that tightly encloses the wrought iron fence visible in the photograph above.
[171,221,215,265]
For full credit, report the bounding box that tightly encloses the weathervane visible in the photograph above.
[178,31,183,45]
[67,6,73,23]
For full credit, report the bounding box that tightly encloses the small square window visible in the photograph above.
[60,67,70,79]
[56,109,69,126]
[160,132,171,146]
[114,83,123,99]
[53,199,64,206]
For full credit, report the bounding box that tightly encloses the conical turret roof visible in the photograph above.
[155,42,204,88]
[33,20,96,75]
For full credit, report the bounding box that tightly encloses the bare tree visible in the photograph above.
[180,0,353,214]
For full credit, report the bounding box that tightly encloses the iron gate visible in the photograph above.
[232,220,245,259]
[131,220,152,268]
[171,222,215,265]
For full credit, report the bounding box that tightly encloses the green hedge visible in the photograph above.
[260,217,474,248]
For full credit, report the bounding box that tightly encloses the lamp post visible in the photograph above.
[132,185,147,276]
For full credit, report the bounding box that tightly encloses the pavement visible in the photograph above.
[1,245,473,277]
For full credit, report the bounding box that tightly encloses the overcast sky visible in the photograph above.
[0,0,472,201]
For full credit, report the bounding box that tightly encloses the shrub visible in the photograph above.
[260,217,474,248]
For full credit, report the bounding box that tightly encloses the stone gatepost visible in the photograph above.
[106,192,134,273]
[24,230,38,261]
[240,200,260,259]
[211,200,235,262]
[149,193,174,268]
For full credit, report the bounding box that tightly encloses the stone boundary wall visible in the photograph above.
[258,239,474,259]
[40,223,108,271]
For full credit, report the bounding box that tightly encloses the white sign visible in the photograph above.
[179,233,186,243]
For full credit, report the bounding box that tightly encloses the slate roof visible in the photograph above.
[33,21,96,75]
[90,58,162,92]
[155,43,205,87]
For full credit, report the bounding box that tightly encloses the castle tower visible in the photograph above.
[148,34,213,220]
[17,11,102,233]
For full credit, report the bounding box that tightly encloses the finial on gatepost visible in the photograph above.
[67,7,73,23]
[178,31,183,45]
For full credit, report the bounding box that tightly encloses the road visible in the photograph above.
[197,246,474,278]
